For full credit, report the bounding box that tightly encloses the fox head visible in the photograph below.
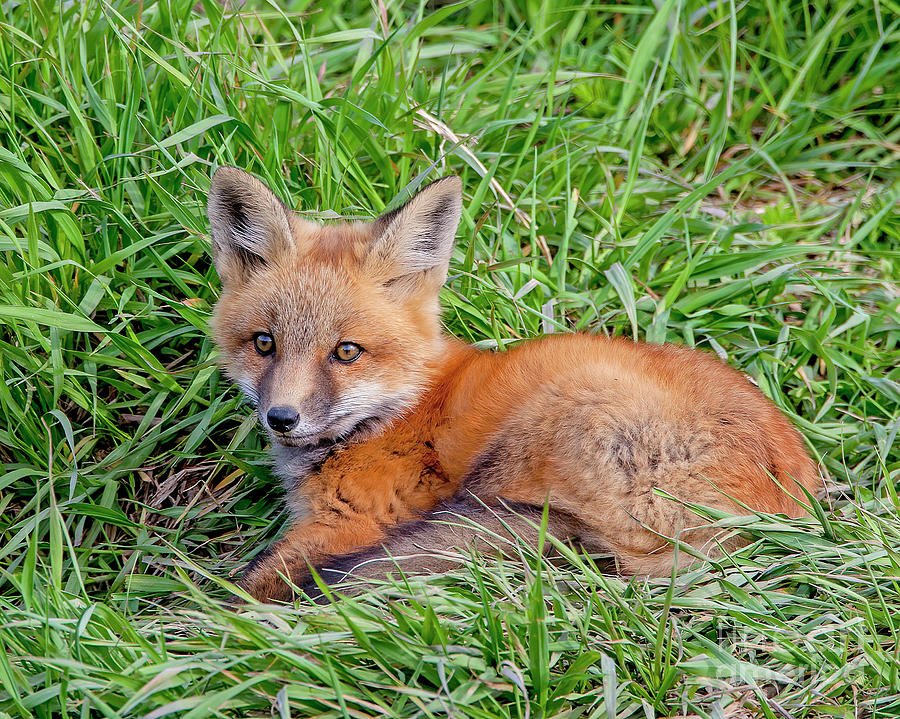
[207,167,462,450]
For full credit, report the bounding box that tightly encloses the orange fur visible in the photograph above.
[207,167,822,602]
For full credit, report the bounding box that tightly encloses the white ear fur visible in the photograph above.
[207,167,308,285]
[365,176,463,294]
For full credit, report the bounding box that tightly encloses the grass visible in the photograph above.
[0,0,898,715]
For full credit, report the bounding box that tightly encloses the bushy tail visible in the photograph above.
[305,494,593,593]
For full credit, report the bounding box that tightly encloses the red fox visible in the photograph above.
[208,167,821,602]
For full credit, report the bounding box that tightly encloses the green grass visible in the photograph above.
[0,0,898,716]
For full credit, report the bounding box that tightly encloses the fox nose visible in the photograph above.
[266,406,299,433]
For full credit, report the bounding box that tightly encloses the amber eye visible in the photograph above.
[253,333,275,356]
[333,342,363,364]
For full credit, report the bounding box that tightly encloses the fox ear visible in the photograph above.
[207,167,304,286]
[365,176,462,296]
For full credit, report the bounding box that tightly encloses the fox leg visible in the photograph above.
[237,512,389,602]
[306,495,596,591]
[238,436,453,601]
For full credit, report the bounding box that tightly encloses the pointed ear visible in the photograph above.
[364,176,462,296]
[207,167,303,286]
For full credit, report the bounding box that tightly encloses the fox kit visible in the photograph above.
[208,167,821,602]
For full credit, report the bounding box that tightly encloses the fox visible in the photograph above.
[207,166,822,603]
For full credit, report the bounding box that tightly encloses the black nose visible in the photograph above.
[266,406,299,433]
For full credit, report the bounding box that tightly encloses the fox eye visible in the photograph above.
[333,342,363,364]
[253,333,275,356]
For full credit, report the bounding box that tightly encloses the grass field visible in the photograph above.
[0,0,898,716]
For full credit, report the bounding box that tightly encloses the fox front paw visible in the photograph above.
[233,561,309,604]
